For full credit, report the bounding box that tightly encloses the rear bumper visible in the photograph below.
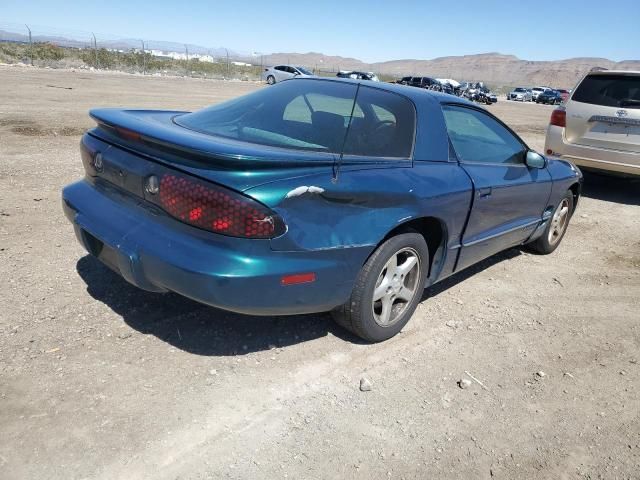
[62,180,365,316]
[545,125,640,176]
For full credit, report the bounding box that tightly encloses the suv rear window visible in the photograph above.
[572,74,640,108]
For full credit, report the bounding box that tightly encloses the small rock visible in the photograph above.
[458,378,472,389]
[564,372,574,378]
[209,369,218,376]
[359,377,373,392]
[536,371,546,378]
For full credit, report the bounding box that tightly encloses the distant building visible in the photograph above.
[145,49,215,63]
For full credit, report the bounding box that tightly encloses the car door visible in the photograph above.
[442,104,552,272]
[273,66,289,82]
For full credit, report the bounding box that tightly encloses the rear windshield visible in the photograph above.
[572,74,640,108]
[176,79,416,158]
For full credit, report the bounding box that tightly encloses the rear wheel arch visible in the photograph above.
[376,216,447,280]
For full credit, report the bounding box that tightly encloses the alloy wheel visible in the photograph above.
[372,247,421,327]
[548,198,570,245]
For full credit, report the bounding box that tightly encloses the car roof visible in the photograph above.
[291,76,473,106]
[586,69,640,76]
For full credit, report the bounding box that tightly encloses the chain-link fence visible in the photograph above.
[0,22,404,83]
[0,22,268,81]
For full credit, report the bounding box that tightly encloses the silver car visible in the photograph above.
[545,70,640,176]
[507,87,532,102]
[262,65,314,84]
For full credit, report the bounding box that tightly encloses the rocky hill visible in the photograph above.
[262,52,640,89]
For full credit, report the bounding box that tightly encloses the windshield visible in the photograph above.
[532,88,544,92]
[572,74,640,108]
[296,66,313,76]
[175,79,416,157]
[514,88,526,92]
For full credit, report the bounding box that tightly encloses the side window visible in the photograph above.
[343,86,415,158]
[274,66,285,72]
[283,93,363,124]
[442,105,525,165]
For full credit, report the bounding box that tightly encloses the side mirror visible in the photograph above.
[292,71,300,76]
[525,150,546,169]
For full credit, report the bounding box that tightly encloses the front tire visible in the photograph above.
[266,75,275,85]
[332,233,429,342]
[529,191,574,254]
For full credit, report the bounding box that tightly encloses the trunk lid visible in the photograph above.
[88,108,337,192]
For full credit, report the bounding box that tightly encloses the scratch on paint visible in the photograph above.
[285,186,325,199]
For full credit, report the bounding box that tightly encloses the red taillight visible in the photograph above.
[550,109,566,128]
[157,173,284,239]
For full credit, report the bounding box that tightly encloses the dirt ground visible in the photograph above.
[1,66,639,480]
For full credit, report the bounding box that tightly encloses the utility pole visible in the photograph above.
[140,40,146,75]
[25,24,33,66]
[91,33,98,69]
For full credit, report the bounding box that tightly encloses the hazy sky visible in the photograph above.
[2,0,639,62]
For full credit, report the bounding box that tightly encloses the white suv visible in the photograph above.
[544,70,640,176]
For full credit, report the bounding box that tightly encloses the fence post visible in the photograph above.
[25,24,33,66]
[225,48,230,79]
[185,44,189,77]
[92,33,99,69]
[140,40,146,75]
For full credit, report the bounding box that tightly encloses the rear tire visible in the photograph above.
[528,190,574,254]
[266,75,275,85]
[332,233,429,342]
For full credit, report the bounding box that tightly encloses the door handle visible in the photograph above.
[478,187,492,198]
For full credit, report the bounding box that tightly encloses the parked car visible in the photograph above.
[62,78,581,342]
[508,87,533,102]
[262,65,314,84]
[536,89,563,105]
[397,76,413,85]
[408,76,439,89]
[336,71,379,81]
[545,69,640,176]
[556,88,571,102]
[532,86,552,101]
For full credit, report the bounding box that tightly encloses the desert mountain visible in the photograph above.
[262,52,640,88]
